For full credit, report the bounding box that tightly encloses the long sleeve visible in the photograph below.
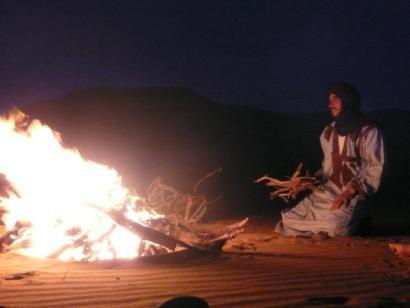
[349,126,384,196]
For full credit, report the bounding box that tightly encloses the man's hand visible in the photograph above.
[331,186,356,211]
[289,183,307,198]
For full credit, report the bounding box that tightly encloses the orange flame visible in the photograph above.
[0,109,161,261]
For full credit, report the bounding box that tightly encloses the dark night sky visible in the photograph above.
[1,0,409,112]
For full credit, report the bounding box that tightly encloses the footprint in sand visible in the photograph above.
[1,271,41,286]
[304,296,349,305]
[232,242,257,251]
[380,258,397,269]
[3,271,38,280]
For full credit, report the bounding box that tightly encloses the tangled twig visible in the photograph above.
[143,168,223,224]
[255,163,320,202]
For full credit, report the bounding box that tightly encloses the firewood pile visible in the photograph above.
[0,111,247,260]
[0,169,248,260]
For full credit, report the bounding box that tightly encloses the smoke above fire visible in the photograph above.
[0,109,162,261]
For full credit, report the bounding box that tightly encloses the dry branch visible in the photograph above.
[48,224,117,259]
[91,206,248,252]
[143,168,222,224]
[255,163,320,202]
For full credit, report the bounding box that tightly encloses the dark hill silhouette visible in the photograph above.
[20,87,410,231]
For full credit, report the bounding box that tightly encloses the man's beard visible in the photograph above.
[332,109,368,136]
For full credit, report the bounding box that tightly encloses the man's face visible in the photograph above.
[328,93,343,118]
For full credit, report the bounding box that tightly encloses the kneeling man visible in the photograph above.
[276,83,384,237]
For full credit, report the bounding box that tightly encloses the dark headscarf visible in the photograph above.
[327,82,369,136]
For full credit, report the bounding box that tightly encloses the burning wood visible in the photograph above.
[105,209,248,252]
[47,224,117,259]
[0,172,247,260]
[1,202,248,258]
[0,110,247,261]
[0,221,31,253]
[255,163,320,202]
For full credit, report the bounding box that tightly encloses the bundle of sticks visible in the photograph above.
[255,163,320,202]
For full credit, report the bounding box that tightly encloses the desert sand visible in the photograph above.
[1,218,410,307]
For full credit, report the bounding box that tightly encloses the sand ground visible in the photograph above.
[1,218,410,307]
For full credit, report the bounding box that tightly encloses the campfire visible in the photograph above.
[0,109,247,261]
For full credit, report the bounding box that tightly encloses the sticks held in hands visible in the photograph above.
[255,163,319,202]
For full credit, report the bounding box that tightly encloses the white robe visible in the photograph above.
[275,123,384,237]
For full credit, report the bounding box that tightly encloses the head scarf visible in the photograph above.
[327,83,368,136]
